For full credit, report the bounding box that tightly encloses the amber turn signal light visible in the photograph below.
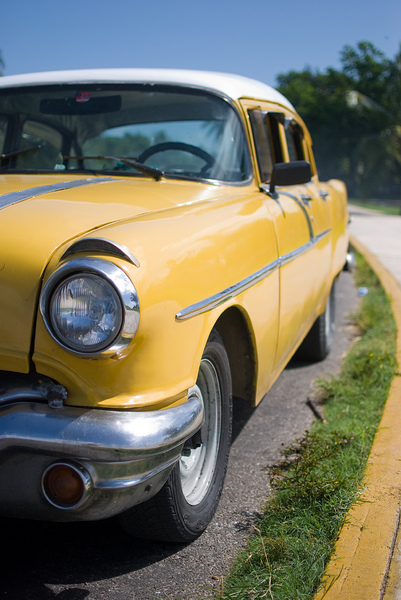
[42,462,91,509]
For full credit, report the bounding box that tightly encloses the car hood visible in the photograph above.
[0,174,229,372]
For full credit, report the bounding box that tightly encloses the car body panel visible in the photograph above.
[32,183,281,409]
[0,174,247,373]
[0,69,349,523]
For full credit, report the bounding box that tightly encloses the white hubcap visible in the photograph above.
[180,359,221,505]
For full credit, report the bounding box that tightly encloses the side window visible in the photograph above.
[0,116,7,154]
[248,109,273,182]
[248,110,306,182]
[265,112,285,164]
[284,117,305,162]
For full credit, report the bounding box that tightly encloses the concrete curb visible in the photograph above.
[314,235,401,600]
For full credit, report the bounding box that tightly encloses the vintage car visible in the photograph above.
[0,69,348,542]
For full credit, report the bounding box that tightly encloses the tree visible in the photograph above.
[276,67,355,187]
[276,41,401,199]
[341,42,401,198]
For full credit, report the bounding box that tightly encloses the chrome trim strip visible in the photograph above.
[0,177,114,210]
[315,229,331,243]
[176,260,279,320]
[279,240,313,266]
[176,229,331,321]
[62,237,140,267]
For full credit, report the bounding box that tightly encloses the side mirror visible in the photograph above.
[269,161,311,195]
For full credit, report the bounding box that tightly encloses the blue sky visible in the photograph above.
[1,0,400,87]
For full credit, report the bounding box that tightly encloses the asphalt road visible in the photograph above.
[1,272,358,600]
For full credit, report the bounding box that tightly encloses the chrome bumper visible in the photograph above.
[0,394,203,521]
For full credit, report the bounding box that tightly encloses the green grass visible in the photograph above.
[214,255,397,600]
[349,198,400,215]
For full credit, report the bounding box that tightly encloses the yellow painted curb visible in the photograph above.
[314,235,401,600]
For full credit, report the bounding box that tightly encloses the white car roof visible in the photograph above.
[0,68,294,110]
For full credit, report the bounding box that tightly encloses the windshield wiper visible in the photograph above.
[1,145,42,162]
[63,155,164,181]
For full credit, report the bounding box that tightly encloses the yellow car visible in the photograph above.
[0,69,349,542]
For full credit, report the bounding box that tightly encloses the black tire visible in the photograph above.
[298,281,336,362]
[118,330,232,542]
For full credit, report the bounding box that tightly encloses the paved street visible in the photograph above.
[348,204,401,285]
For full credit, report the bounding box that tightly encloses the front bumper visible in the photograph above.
[0,393,203,522]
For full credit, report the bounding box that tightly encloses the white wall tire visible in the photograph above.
[118,330,232,542]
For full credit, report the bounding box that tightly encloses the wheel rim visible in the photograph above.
[180,358,222,505]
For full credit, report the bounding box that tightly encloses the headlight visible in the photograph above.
[40,258,140,357]
[49,273,123,352]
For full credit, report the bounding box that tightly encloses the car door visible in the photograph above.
[283,115,331,245]
[246,105,331,377]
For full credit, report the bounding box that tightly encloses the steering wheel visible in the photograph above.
[137,142,217,176]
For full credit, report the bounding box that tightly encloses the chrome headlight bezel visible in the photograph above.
[39,257,140,358]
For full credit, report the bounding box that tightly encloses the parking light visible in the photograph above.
[42,462,92,509]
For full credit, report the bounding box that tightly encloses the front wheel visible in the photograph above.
[118,330,232,542]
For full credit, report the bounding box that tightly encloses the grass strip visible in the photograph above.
[215,254,397,600]
[348,199,400,215]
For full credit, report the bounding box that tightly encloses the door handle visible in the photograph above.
[301,194,312,206]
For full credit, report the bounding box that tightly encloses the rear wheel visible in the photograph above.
[298,282,336,362]
[118,330,232,542]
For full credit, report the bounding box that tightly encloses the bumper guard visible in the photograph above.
[0,392,203,521]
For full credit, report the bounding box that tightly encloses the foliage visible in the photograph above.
[215,254,397,600]
[276,41,401,199]
[83,132,152,158]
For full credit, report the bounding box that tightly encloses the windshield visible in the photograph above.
[0,84,252,183]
